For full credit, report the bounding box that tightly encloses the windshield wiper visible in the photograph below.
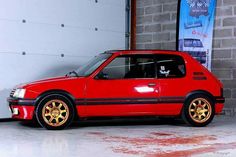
[66,70,79,77]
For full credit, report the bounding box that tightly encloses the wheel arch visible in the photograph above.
[185,90,215,105]
[34,89,79,119]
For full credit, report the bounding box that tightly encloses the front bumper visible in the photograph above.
[8,97,35,120]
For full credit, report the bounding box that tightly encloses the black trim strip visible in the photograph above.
[7,96,224,107]
[77,97,158,101]
[215,97,225,103]
[193,76,207,80]
[193,72,204,75]
[75,97,185,106]
[8,98,35,106]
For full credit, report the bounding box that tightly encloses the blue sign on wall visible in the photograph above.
[177,0,216,70]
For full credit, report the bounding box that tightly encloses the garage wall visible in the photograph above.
[0,0,127,118]
[136,0,236,116]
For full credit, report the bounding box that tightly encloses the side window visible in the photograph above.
[97,55,155,79]
[156,55,186,78]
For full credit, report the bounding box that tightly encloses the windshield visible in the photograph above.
[75,53,112,77]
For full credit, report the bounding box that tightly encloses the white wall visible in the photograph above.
[0,0,127,118]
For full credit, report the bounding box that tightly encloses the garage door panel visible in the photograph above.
[0,0,127,118]
[0,0,125,32]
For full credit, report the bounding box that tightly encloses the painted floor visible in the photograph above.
[0,116,236,157]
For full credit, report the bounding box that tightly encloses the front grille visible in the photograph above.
[10,89,16,97]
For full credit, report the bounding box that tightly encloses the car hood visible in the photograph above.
[16,76,81,89]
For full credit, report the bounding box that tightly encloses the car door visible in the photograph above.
[84,54,160,117]
[155,54,188,115]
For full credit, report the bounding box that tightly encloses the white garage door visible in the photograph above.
[0,0,127,118]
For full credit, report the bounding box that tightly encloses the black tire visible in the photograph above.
[182,94,215,127]
[35,94,75,130]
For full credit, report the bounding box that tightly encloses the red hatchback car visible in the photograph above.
[8,50,224,130]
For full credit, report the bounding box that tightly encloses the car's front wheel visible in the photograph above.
[182,94,215,127]
[35,94,75,130]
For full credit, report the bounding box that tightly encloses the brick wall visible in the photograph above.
[136,0,178,50]
[136,0,236,116]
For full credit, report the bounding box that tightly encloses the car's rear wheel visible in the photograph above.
[35,94,75,130]
[182,94,215,127]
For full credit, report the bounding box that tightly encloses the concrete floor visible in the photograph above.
[0,116,236,157]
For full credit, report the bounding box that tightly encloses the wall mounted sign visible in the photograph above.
[177,0,216,70]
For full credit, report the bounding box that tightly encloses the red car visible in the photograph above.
[8,50,225,130]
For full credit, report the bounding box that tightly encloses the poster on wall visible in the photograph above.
[177,0,216,70]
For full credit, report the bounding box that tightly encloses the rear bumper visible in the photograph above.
[215,103,224,115]
[8,98,35,120]
[215,97,225,104]
[215,96,225,114]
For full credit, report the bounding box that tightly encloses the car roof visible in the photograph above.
[104,49,188,56]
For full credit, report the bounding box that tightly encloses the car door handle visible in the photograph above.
[148,83,156,87]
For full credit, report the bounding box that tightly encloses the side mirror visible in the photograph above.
[95,72,109,80]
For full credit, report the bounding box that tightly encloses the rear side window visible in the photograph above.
[156,54,186,78]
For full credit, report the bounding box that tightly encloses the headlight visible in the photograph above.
[13,89,26,98]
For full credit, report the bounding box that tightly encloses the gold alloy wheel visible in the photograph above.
[188,98,212,123]
[42,99,69,127]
